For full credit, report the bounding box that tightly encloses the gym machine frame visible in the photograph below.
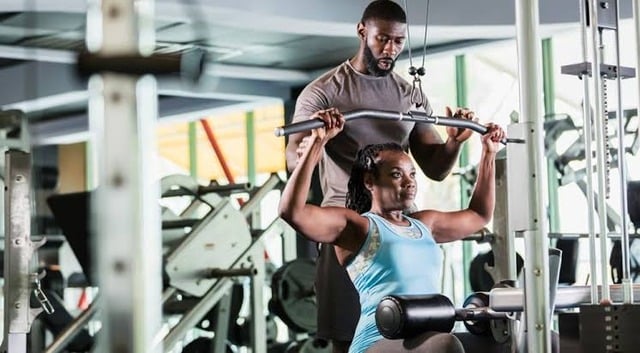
[559,0,637,304]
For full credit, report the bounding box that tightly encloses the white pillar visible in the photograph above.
[86,0,162,352]
[514,0,552,352]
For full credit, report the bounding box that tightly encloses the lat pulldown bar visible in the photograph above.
[274,109,524,144]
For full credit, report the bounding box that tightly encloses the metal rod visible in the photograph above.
[161,182,252,198]
[542,38,561,233]
[162,278,234,351]
[455,307,510,321]
[188,121,198,178]
[547,232,640,239]
[200,119,236,184]
[207,267,256,278]
[579,0,599,305]
[515,0,551,351]
[274,109,521,144]
[613,0,633,304]
[456,55,473,301]
[635,0,640,179]
[240,173,282,217]
[589,0,611,302]
[490,284,640,312]
[246,110,257,186]
[162,219,199,229]
[44,299,100,353]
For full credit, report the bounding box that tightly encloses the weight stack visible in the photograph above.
[579,303,640,353]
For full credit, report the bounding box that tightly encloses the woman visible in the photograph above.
[279,110,504,353]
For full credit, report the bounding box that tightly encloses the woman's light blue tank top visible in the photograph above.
[346,212,443,353]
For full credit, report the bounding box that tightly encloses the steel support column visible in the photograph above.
[246,110,256,186]
[514,0,552,351]
[541,38,561,232]
[86,0,162,352]
[455,55,472,298]
[188,121,198,178]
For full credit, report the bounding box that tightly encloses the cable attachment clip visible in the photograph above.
[408,66,426,108]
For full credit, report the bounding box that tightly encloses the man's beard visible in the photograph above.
[364,44,395,77]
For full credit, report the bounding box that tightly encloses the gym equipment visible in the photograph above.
[560,0,637,307]
[269,258,317,333]
[274,109,522,145]
[375,293,509,339]
[160,174,253,297]
[579,303,640,353]
[461,292,491,336]
[160,173,287,353]
[3,150,49,353]
[283,338,333,353]
[468,251,524,292]
[489,283,640,312]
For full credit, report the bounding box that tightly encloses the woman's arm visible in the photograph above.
[412,123,504,243]
[278,109,368,249]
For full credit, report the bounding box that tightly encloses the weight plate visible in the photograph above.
[269,258,317,333]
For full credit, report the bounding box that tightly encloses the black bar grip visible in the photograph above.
[207,267,256,278]
[274,118,327,137]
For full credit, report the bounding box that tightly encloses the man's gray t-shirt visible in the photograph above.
[292,60,432,207]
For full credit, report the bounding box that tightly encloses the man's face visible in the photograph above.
[360,19,406,76]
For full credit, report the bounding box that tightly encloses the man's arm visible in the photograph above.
[409,123,462,181]
[409,106,476,181]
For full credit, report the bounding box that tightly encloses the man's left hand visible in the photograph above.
[445,106,477,143]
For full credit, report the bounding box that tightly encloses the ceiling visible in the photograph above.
[0,0,634,144]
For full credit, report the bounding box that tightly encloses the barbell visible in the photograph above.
[375,293,509,339]
[274,109,524,144]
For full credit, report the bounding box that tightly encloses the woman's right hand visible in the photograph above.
[310,107,345,142]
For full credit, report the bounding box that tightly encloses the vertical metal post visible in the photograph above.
[515,0,551,352]
[3,150,41,353]
[249,242,266,353]
[636,0,640,157]
[246,111,256,186]
[455,55,472,297]
[189,122,198,178]
[588,0,611,303]
[613,0,633,304]
[542,38,561,232]
[86,0,162,352]
[578,0,599,304]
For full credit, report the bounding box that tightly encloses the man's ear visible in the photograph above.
[357,22,366,40]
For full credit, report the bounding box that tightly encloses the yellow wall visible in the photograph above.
[57,142,87,193]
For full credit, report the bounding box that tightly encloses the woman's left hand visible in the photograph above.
[481,123,505,154]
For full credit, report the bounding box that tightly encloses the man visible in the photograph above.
[285,1,475,352]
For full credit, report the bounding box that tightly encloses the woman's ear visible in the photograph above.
[363,173,374,191]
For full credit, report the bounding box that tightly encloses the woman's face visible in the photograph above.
[367,150,417,211]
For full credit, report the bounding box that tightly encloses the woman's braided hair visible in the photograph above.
[346,142,405,214]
